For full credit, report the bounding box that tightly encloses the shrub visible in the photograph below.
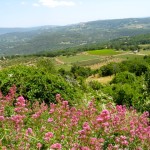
[0,65,82,104]
[70,65,92,78]
[122,60,149,76]
[100,62,120,77]
[111,84,134,107]
[111,71,136,84]
[89,81,102,90]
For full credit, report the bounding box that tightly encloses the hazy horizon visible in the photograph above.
[0,0,150,28]
[0,16,150,28]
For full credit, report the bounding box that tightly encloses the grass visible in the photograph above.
[87,75,114,84]
[0,50,145,71]
[139,50,150,55]
[55,64,71,71]
[73,58,101,66]
[0,56,40,68]
[114,54,144,60]
[87,49,122,56]
[0,56,57,69]
[58,54,100,64]
[139,44,150,48]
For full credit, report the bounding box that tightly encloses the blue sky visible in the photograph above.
[0,0,150,27]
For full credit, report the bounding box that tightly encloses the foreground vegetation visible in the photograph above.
[0,87,150,149]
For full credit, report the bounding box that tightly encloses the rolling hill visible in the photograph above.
[0,17,150,56]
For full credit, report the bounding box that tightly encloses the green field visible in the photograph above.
[139,50,150,55]
[139,44,150,48]
[0,56,56,69]
[1,50,146,71]
[0,56,40,68]
[87,49,122,55]
[58,54,100,64]
[114,54,144,60]
[73,58,102,66]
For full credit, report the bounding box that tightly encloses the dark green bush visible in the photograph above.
[99,60,149,77]
[121,60,149,76]
[111,71,136,84]
[89,81,103,90]
[110,84,134,106]
[0,65,82,104]
[70,65,92,78]
[103,76,149,112]
[100,62,120,76]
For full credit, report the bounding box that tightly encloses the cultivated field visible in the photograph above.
[57,54,100,63]
[87,49,122,55]
[0,49,147,71]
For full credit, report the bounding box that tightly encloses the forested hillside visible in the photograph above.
[0,17,150,56]
[106,33,150,50]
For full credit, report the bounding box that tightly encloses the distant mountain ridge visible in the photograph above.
[0,26,58,35]
[0,17,150,56]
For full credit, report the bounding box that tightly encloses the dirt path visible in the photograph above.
[55,58,65,65]
[89,58,122,69]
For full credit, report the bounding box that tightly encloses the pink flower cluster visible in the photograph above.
[44,132,54,142]
[14,96,28,114]
[50,143,62,149]
[0,87,150,149]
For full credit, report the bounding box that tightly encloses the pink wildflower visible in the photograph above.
[56,94,61,102]
[49,103,56,114]
[48,118,54,122]
[61,135,65,139]
[122,140,129,146]
[96,117,103,122]
[15,96,26,107]
[50,143,62,149]
[11,115,25,124]
[101,109,110,116]
[90,137,97,145]
[27,128,33,134]
[0,116,4,121]
[37,143,42,149]
[102,122,109,127]
[44,132,53,142]
[99,138,104,143]
[83,122,91,131]
[81,146,90,150]
[62,101,68,107]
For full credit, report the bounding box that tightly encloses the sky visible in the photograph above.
[0,0,150,27]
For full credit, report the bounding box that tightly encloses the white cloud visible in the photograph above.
[38,0,75,8]
[21,1,27,5]
[33,3,40,7]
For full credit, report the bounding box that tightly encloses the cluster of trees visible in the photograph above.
[106,34,150,51]
[98,59,148,77]
[95,56,150,112]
